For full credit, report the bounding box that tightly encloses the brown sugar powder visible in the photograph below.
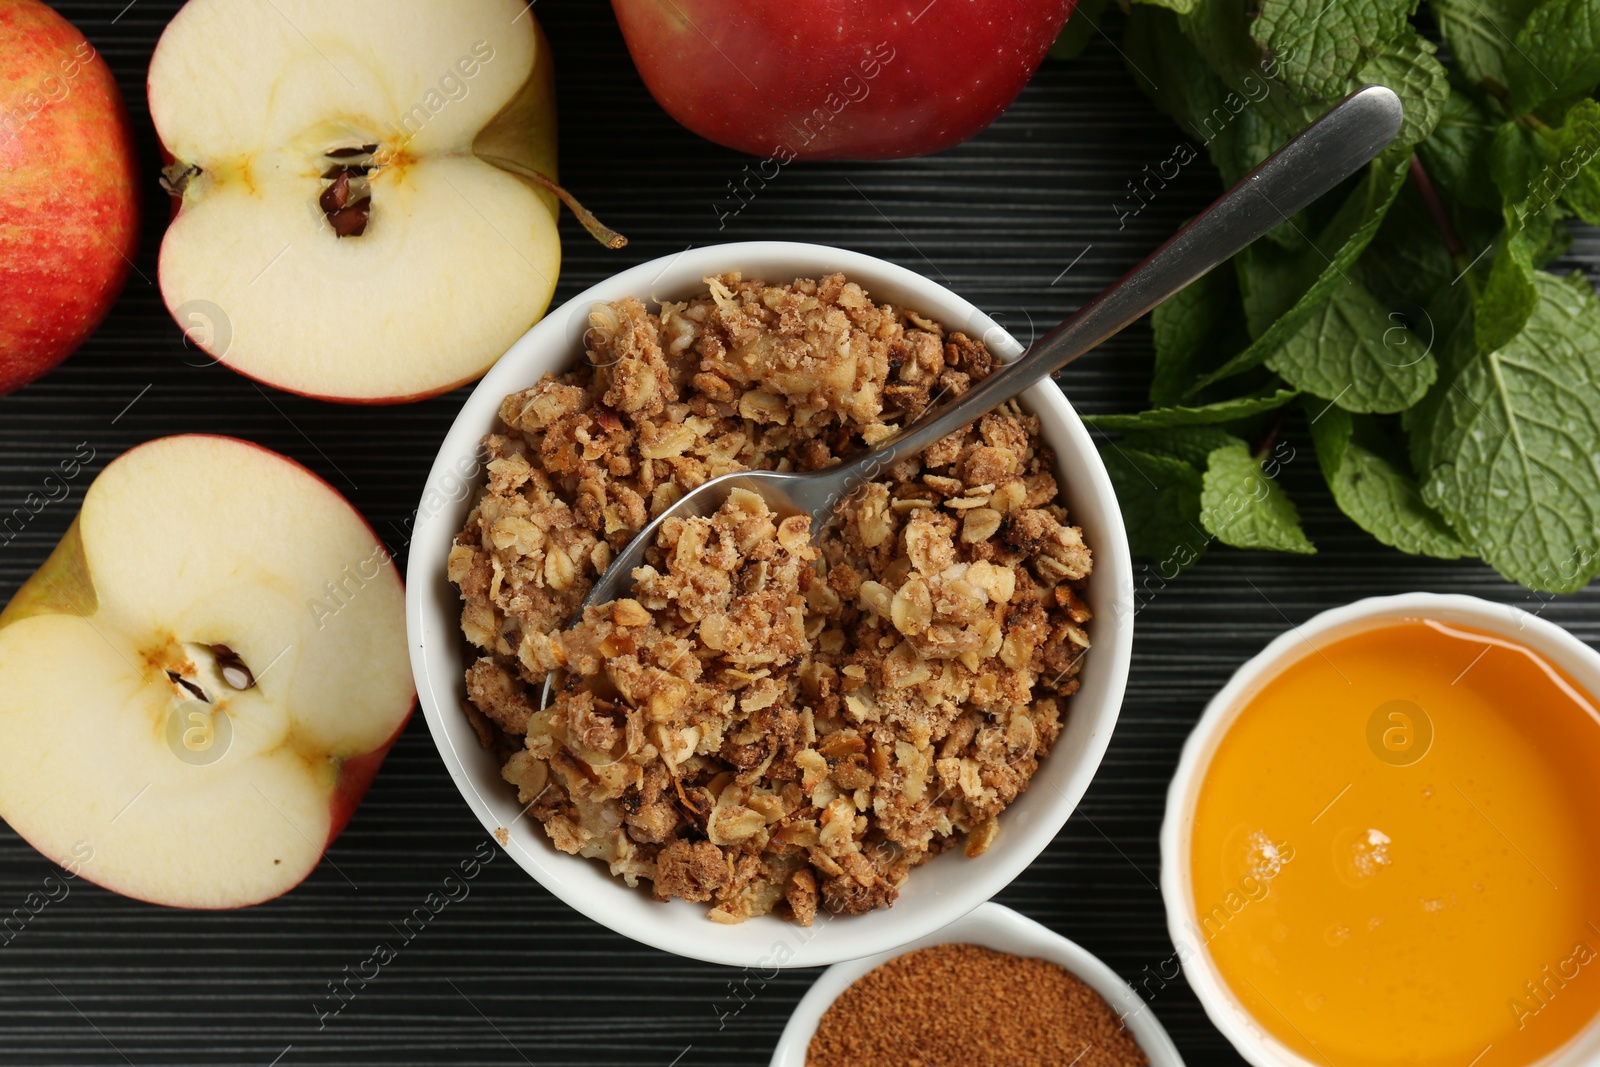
[806,943,1149,1067]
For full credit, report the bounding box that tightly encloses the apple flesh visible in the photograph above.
[0,436,414,908]
[149,0,563,404]
[0,0,139,396]
[610,0,1075,160]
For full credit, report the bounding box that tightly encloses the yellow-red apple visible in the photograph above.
[0,0,139,395]
[0,436,414,908]
[150,0,565,404]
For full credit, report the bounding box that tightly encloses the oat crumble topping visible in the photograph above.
[449,273,1093,924]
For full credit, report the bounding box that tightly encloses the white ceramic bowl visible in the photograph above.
[408,241,1134,968]
[1161,592,1600,1067]
[770,901,1185,1066]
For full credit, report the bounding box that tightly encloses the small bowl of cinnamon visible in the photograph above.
[770,901,1185,1067]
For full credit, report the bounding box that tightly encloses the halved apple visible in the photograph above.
[0,436,413,908]
[149,0,563,403]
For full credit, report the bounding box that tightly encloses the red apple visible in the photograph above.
[0,436,414,908]
[0,0,139,396]
[610,0,1075,160]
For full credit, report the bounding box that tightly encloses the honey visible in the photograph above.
[1191,619,1600,1066]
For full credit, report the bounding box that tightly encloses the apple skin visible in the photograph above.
[610,0,1074,160]
[0,0,139,396]
[0,435,414,907]
[326,732,404,848]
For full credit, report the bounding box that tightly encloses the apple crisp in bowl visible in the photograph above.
[448,272,1095,925]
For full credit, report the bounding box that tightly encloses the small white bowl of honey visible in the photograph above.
[1163,593,1600,1067]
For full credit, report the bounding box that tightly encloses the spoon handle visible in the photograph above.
[833,84,1404,487]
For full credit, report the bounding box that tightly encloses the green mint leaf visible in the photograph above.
[1237,240,1320,337]
[1083,389,1299,431]
[1528,204,1575,265]
[1354,182,1458,307]
[1051,0,1114,60]
[1530,99,1600,220]
[1356,35,1450,160]
[1416,90,1503,212]
[1191,156,1410,390]
[1131,0,1202,13]
[1150,268,1238,404]
[1474,226,1539,351]
[1405,283,1479,473]
[1563,170,1600,224]
[1429,0,1540,91]
[1481,113,1581,280]
[1560,269,1597,298]
[1417,272,1600,592]
[1124,4,1298,200]
[1489,121,1551,206]
[1180,0,1325,134]
[1567,180,1600,225]
[1121,426,1247,467]
[1099,445,1209,565]
[1507,0,1600,115]
[1310,405,1470,557]
[1185,0,1443,151]
[1251,0,1419,98]
[1266,279,1439,412]
[1200,441,1317,552]
[1123,6,1225,133]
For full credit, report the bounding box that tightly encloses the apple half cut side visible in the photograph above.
[0,436,414,908]
[149,0,563,404]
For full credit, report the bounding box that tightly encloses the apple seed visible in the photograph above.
[166,669,211,704]
[208,644,256,691]
[319,170,352,214]
[319,166,373,238]
[327,199,372,238]
[319,147,378,238]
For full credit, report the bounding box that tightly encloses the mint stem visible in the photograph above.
[1408,153,1464,258]
[1253,406,1290,461]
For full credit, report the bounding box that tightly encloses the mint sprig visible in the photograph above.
[1200,440,1317,552]
[1414,273,1600,591]
[1505,0,1600,113]
[1082,0,1600,592]
[1266,279,1437,412]
[1309,403,1469,557]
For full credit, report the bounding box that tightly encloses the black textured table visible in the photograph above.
[3,3,1598,1065]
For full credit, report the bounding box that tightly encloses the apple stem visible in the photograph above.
[479,155,628,250]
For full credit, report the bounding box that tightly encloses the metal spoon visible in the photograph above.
[542,85,1403,704]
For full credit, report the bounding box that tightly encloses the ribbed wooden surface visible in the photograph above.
[2,2,1597,1064]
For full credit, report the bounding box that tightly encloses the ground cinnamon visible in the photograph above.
[805,942,1149,1067]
